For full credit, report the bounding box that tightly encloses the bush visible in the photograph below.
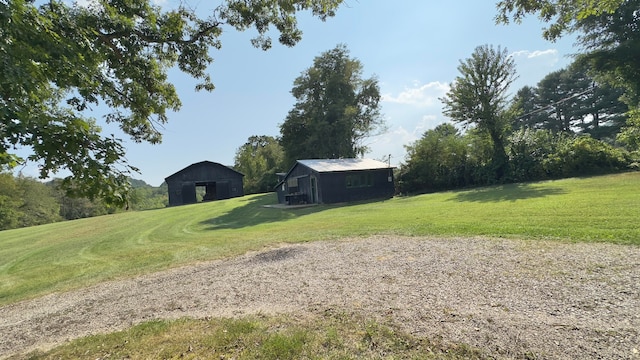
[544,136,630,177]
[398,124,482,193]
[507,128,563,182]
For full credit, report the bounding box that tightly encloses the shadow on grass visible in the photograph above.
[450,183,567,203]
[198,193,329,230]
[199,193,390,230]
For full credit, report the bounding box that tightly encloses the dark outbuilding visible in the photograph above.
[165,161,244,206]
[276,158,395,205]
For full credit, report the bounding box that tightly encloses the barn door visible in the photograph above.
[217,181,231,199]
[181,183,197,204]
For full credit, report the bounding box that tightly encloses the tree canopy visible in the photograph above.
[512,61,627,139]
[496,0,639,151]
[495,0,625,40]
[233,135,285,194]
[0,0,343,206]
[400,123,472,192]
[573,0,640,106]
[441,45,517,180]
[279,44,384,167]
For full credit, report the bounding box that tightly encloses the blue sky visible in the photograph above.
[24,1,579,186]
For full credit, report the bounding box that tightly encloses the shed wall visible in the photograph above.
[279,163,394,205]
[318,169,394,204]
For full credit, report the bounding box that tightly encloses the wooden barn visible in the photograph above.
[165,161,244,206]
[275,158,395,205]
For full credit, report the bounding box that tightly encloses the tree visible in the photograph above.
[495,0,625,41]
[511,86,544,130]
[127,179,168,210]
[46,178,117,219]
[617,109,640,153]
[234,135,285,194]
[573,0,640,104]
[441,45,517,180]
[15,175,61,227]
[0,0,344,206]
[496,0,640,153]
[279,44,384,166]
[512,62,627,139]
[535,68,585,133]
[0,173,22,230]
[507,128,565,181]
[399,123,473,193]
[0,173,61,229]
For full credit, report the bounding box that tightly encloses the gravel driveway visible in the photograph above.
[1,236,639,359]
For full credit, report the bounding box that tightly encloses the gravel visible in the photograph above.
[1,236,639,359]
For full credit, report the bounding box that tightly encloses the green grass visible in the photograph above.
[17,313,487,360]
[1,172,639,306]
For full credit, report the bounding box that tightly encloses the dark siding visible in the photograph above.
[281,163,311,204]
[275,181,286,204]
[318,169,394,204]
[278,162,394,205]
[166,161,244,206]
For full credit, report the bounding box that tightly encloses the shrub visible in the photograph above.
[544,136,630,177]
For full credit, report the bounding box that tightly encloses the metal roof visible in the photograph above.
[297,158,392,173]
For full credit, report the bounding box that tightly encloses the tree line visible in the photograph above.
[398,50,636,194]
[399,0,640,193]
[0,174,167,230]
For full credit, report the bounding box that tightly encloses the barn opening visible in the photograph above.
[165,161,244,206]
[195,181,231,202]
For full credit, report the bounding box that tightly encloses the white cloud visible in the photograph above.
[510,49,562,70]
[510,49,558,59]
[528,49,559,58]
[368,115,443,164]
[508,48,571,88]
[382,81,449,107]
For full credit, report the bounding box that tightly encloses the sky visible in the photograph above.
[22,0,579,186]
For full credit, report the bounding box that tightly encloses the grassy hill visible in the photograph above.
[1,172,639,307]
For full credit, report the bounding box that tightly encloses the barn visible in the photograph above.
[276,158,395,205]
[165,161,244,206]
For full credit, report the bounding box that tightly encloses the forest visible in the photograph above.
[0,175,167,230]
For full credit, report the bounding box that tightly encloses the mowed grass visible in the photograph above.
[1,172,639,306]
[19,313,486,360]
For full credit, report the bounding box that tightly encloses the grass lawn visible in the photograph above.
[1,172,639,307]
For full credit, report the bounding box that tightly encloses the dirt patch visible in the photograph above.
[1,236,639,359]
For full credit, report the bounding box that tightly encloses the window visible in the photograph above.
[287,177,298,188]
[346,173,373,188]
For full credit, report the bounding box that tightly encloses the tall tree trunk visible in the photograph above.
[489,130,508,181]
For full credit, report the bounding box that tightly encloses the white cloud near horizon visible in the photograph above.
[368,114,444,164]
[382,81,449,107]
